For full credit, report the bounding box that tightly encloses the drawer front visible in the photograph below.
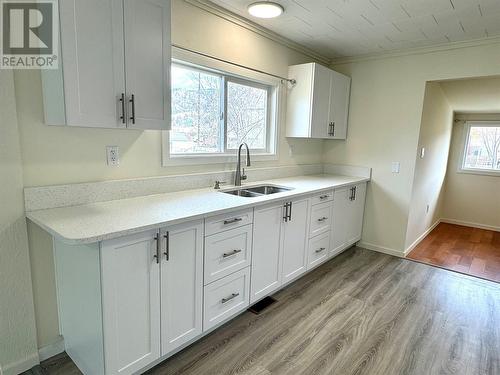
[307,231,330,270]
[204,225,253,285]
[309,202,333,238]
[310,190,334,206]
[205,209,254,236]
[203,267,250,331]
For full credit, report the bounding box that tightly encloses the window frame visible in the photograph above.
[459,121,500,177]
[163,48,281,166]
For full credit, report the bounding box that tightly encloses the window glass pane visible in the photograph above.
[226,81,268,150]
[464,126,500,170]
[170,65,222,154]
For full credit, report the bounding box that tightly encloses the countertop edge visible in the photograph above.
[27,176,370,245]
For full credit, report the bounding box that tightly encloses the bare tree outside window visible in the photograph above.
[170,62,274,156]
[170,65,221,154]
[227,81,267,150]
[463,125,500,171]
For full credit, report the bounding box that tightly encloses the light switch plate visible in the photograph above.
[106,146,119,166]
[391,162,400,173]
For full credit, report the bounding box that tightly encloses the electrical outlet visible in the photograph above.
[391,162,400,173]
[106,146,119,166]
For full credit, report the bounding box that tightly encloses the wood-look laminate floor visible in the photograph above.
[31,247,500,375]
[407,223,500,283]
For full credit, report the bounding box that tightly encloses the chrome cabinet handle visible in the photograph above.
[129,94,136,124]
[154,234,160,264]
[288,201,293,221]
[223,217,243,225]
[221,293,239,304]
[283,202,289,222]
[315,247,326,253]
[222,249,242,258]
[317,217,328,222]
[163,232,169,261]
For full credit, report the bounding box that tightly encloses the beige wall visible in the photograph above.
[0,71,38,374]
[404,83,452,251]
[20,0,324,349]
[327,41,500,254]
[442,114,500,230]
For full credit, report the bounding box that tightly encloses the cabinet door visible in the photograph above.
[331,188,349,257]
[124,0,171,130]
[346,183,366,244]
[160,220,203,355]
[310,63,332,138]
[251,204,283,303]
[328,71,351,140]
[100,229,160,375]
[281,198,310,284]
[59,0,126,128]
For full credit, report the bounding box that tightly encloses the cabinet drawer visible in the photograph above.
[203,267,250,331]
[310,190,333,206]
[205,209,253,236]
[309,202,333,238]
[204,225,252,285]
[307,231,330,270]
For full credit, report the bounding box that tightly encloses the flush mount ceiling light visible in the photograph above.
[247,2,284,18]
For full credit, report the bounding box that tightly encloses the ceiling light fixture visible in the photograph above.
[247,2,284,18]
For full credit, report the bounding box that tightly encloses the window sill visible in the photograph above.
[162,152,278,167]
[457,168,500,177]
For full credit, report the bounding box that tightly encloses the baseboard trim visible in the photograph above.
[357,241,405,258]
[2,353,39,375]
[38,337,65,362]
[404,220,441,256]
[440,218,500,233]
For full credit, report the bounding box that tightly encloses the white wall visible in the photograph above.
[327,41,500,255]
[404,82,453,251]
[0,71,38,374]
[442,114,500,230]
[18,0,325,350]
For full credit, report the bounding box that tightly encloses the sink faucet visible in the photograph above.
[235,142,251,186]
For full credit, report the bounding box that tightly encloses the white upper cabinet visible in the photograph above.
[286,62,351,140]
[123,0,171,130]
[59,0,126,128]
[53,0,171,129]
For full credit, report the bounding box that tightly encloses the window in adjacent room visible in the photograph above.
[167,61,278,163]
[461,122,500,175]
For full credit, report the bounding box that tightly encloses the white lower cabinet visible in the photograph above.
[55,183,367,375]
[203,267,250,331]
[281,198,310,284]
[250,203,284,303]
[101,229,161,375]
[160,220,203,356]
[331,182,367,257]
[100,220,203,374]
[307,231,331,270]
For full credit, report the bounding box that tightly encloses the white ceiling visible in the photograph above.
[210,0,500,58]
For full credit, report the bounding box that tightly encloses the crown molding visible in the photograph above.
[331,35,500,65]
[183,0,331,66]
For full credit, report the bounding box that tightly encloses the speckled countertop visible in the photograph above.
[27,174,369,244]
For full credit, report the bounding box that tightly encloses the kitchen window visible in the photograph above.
[164,56,280,165]
[460,122,500,176]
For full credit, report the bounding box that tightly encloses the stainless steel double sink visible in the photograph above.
[221,184,293,198]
